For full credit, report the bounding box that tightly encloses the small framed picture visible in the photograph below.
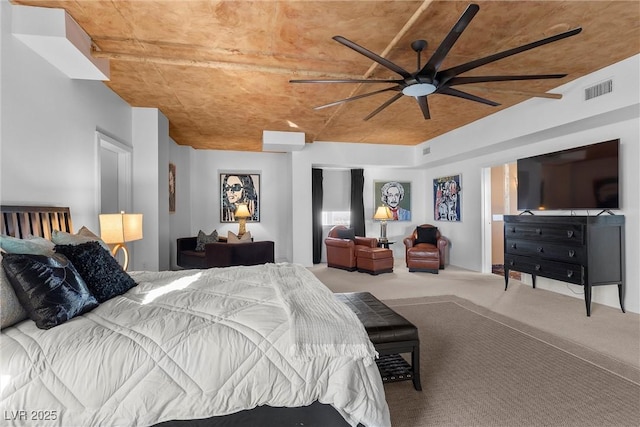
[220,173,260,222]
[169,163,176,213]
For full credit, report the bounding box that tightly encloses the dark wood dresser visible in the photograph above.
[503,214,625,316]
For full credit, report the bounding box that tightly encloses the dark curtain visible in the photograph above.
[350,169,365,236]
[311,168,324,264]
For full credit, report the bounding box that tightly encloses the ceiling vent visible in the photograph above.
[584,79,613,101]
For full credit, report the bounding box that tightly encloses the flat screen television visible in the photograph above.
[517,139,620,211]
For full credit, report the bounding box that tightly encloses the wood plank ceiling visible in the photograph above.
[12,1,640,151]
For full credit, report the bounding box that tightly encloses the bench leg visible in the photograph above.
[412,343,422,391]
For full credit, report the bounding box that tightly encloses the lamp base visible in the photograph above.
[111,243,130,271]
[238,218,247,236]
[379,221,388,243]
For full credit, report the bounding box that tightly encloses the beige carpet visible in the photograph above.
[309,262,640,370]
[379,296,640,427]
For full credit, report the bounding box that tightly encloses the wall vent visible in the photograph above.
[423,146,431,155]
[584,79,613,101]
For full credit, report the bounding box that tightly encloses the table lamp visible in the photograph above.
[373,206,392,243]
[234,203,251,237]
[99,211,143,270]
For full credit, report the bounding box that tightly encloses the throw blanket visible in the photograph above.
[268,263,377,364]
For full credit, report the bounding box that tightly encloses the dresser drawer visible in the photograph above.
[505,239,586,264]
[504,223,584,244]
[505,254,584,285]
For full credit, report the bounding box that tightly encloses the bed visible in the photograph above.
[0,205,390,427]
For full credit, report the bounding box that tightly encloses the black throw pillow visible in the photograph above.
[55,241,137,303]
[1,253,99,329]
[416,227,438,245]
[336,228,356,241]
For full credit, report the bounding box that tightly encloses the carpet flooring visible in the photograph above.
[381,296,640,427]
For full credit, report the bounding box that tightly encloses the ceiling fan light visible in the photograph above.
[402,83,436,97]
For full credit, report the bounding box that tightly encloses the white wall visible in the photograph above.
[0,0,132,232]
[188,149,293,263]
[168,141,193,270]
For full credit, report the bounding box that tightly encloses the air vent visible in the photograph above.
[585,79,613,101]
[423,146,431,155]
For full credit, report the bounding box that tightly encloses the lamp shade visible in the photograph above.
[99,212,143,244]
[234,204,251,219]
[373,206,392,220]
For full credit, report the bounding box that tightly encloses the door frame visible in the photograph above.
[95,130,133,214]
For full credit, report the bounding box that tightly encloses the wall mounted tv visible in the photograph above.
[517,139,620,211]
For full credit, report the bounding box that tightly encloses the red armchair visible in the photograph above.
[403,224,448,273]
[325,225,378,271]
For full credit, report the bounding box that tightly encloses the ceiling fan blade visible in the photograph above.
[448,74,567,85]
[420,3,480,78]
[314,86,401,110]
[438,27,582,84]
[439,87,500,106]
[364,92,404,121]
[416,95,431,119]
[290,78,404,84]
[333,36,413,79]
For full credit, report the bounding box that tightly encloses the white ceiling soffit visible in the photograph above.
[12,5,109,81]
[262,130,305,152]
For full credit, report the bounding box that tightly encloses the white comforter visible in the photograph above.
[1,263,390,427]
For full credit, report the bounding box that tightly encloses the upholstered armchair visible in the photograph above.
[403,224,448,273]
[325,225,378,271]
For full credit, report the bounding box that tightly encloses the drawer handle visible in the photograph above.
[567,230,574,238]
[511,243,517,249]
[509,260,514,266]
[536,228,542,235]
[535,264,541,271]
[568,250,576,257]
[510,227,516,233]
[537,247,543,253]
[567,271,574,278]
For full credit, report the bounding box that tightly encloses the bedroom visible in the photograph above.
[1,0,639,425]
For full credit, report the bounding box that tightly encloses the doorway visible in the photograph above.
[486,162,520,278]
[96,131,133,266]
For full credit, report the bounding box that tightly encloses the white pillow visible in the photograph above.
[0,234,55,255]
[51,227,110,252]
[227,230,252,244]
[0,266,29,329]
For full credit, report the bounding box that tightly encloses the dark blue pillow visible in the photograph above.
[416,227,438,245]
[55,241,137,303]
[1,253,98,329]
[336,228,356,241]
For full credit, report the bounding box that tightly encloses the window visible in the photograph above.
[322,211,350,226]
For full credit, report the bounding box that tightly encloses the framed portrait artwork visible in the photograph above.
[169,163,176,213]
[434,174,461,222]
[220,173,260,222]
[374,181,411,221]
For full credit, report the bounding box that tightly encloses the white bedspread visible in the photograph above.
[0,263,390,427]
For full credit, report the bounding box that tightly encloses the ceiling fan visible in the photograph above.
[290,3,582,121]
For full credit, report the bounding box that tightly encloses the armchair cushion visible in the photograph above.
[416,227,438,245]
[336,228,356,241]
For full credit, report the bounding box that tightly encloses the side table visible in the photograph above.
[378,240,395,249]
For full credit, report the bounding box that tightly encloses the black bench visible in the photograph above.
[336,292,421,391]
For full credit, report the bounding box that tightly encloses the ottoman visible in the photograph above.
[356,247,393,275]
[336,292,421,391]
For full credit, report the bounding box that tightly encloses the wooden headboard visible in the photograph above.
[1,205,73,239]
